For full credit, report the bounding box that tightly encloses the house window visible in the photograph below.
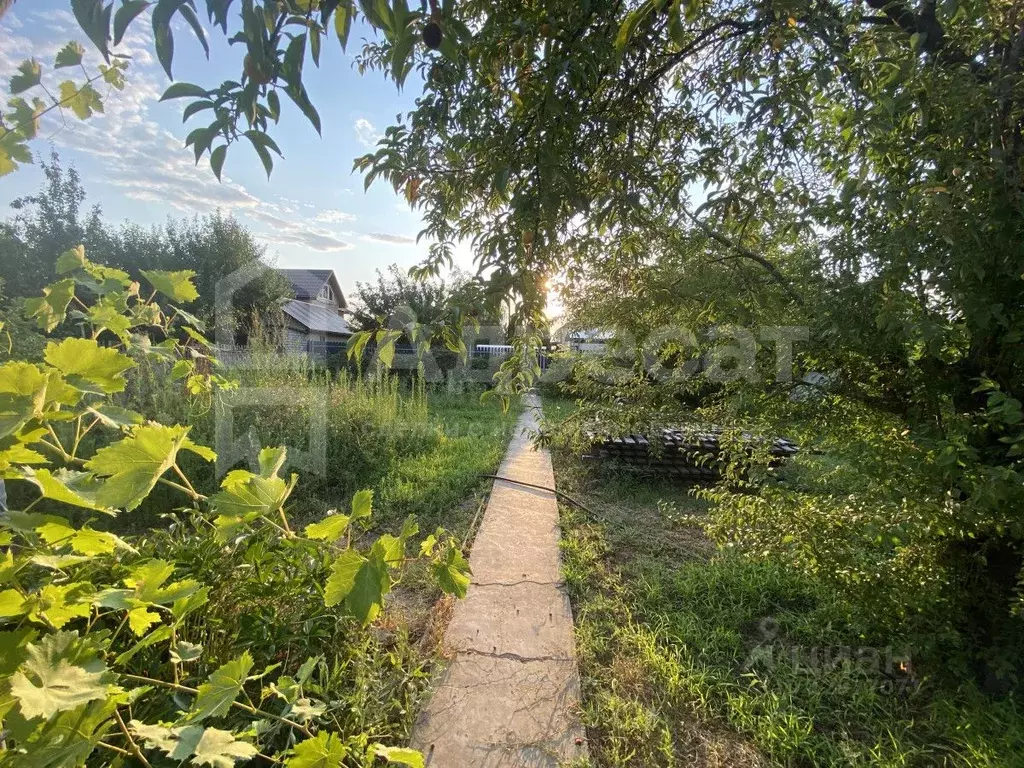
[319,284,334,302]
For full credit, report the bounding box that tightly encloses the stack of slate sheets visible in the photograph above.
[584,428,799,479]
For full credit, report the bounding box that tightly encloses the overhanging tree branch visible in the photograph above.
[680,207,804,305]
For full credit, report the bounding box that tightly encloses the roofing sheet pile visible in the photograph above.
[585,428,799,479]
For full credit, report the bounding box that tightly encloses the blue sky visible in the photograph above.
[0,1,468,297]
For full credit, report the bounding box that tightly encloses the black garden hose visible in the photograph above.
[478,473,596,516]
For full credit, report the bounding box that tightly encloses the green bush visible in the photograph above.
[554,464,1024,767]
[0,247,472,767]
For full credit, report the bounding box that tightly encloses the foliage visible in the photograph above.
[547,419,1024,767]
[2,0,473,179]
[111,211,293,333]
[0,38,126,177]
[16,0,1021,711]
[1,154,291,330]
[350,265,464,335]
[0,280,45,363]
[0,248,471,766]
[0,153,107,301]
[111,337,517,537]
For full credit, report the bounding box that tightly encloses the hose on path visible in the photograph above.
[478,473,596,517]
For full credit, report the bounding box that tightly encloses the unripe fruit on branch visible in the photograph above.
[405,177,421,202]
[423,21,443,49]
[244,54,273,85]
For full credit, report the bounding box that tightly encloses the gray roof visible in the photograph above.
[282,300,352,336]
[277,269,341,302]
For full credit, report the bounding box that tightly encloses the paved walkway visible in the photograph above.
[411,394,588,767]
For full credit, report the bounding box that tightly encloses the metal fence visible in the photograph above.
[219,340,550,371]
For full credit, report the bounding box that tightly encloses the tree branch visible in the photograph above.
[680,208,804,305]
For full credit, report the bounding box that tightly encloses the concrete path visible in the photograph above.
[411,394,588,767]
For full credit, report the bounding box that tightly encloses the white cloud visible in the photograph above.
[259,230,354,252]
[0,11,353,255]
[354,118,380,148]
[315,209,356,224]
[364,232,416,245]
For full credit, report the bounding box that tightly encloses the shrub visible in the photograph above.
[0,247,471,767]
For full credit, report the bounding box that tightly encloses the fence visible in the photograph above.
[218,341,550,372]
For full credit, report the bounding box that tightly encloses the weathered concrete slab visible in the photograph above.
[445,582,576,660]
[411,395,588,767]
[414,656,585,768]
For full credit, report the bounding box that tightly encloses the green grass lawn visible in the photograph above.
[543,397,1024,768]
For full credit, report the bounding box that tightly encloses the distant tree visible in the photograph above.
[111,212,292,333]
[0,151,106,299]
[0,275,45,361]
[351,264,459,334]
[0,157,289,338]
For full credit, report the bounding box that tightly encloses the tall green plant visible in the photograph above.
[0,247,469,766]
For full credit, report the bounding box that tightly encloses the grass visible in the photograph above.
[100,357,521,753]
[114,352,520,540]
[543,397,1024,768]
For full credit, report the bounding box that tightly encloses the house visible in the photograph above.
[277,269,352,357]
[566,328,613,354]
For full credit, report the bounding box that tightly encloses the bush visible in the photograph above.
[0,247,471,767]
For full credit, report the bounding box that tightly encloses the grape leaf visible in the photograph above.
[9,631,111,719]
[192,727,260,767]
[127,606,161,636]
[58,81,104,120]
[432,544,471,599]
[258,445,287,477]
[15,697,119,765]
[0,443,47,473]
[122,559,203,606]
[373,744,425,767]
[44,338,136,394]
[285,732,348,767]
[31,583,93,629]
[55,245,87,274]
[24,278,76,332]
[130,720,180,754]
[323,549,363,608]
[131,721,205,760]
[170,640,203,664]
[188,652,254,722]
[87,403,145,430]
[21,467,113,513]
[9,59,42,94]
[7,96,47,140]
[324,549,389,625]
[304,511,351,543]
[0,362,48,439]
[0,588,27,618]
[0,549,15,584]
[209,471,290,519]
[351,488,373,525]
[84,423,194,511]
[141,269,199,303]
[54,41,85,68]
[86,299,134,342]
[291,697,326,722]
[35,517,131,556]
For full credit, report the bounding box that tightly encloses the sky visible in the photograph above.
[0,1,474,298]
